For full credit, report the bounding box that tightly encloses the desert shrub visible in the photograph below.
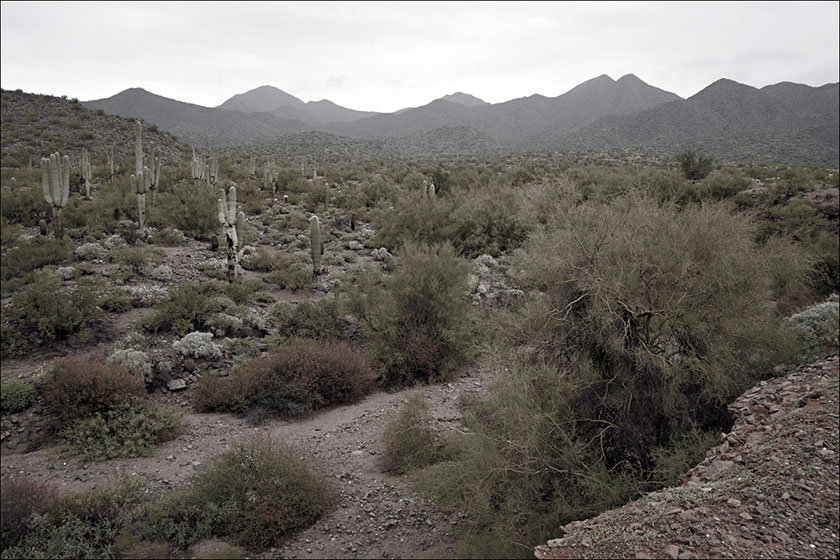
[0,236,72,282]
[212,277,266,305]
[449,185,530,257]
[155,227,187,246]
[346,242,471,387]
[107,349,153,385]
[172,331,222,360]
[141,437,333,550]
[0,314,30,358]
[786,295,840,362]
[270,298,344,341]
[9,270,101,342]
[2,476,143,560]
[137,282,220,336]
[263,255,313,290]
[41,354,145,426]
[697,167,751,200]
[1,379,38,413]
[371,190,453,251]
[152,181,218,238]
[73,242,106,261]
[1,476,58,551]
[676,151,714,181]
[195,341,373,420]
[412,193,812,556]
[380,393,442,474]
[99,289,133,313]
[60,400,183,462]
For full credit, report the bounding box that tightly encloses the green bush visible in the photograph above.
[140,437,334,550]
[263,255,313,290]
[1,236,72,283]
[380,393,443,475]
[152,181,218,238]
[347,242,471,387]
[270,298,345,341]
[0,379,37,413]
[676,151,714,181]
[60,400,183,462]
[137,282,220,336]
[1,476,143,560]
[9,270,101,343]
[411,193,812,556]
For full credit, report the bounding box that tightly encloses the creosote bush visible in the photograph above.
[1,476,58,551]
[380,393,444,475]
[1,476,144,560]
[1,379,38,413]
[140,437,334,550]
[137,282,220,336]
[195,340,374,422]
[41,354,145,425]
[270,298,345,341]
[40,353,181,461]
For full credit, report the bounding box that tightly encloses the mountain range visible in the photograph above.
[82,75,839,165]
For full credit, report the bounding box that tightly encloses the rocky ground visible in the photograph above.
[535,355,840,560]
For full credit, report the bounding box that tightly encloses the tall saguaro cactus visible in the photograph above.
[310,215,323,276]
[41,152,70,239]
[131,166,150,228]
[81,149,92,198]
[106,146,115,184]
[218,185,245,283]
[135,120,143,176]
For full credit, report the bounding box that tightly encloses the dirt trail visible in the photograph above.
[1,362,484,559]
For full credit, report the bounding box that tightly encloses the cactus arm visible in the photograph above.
[41,157,54,206]
[310,215,322,275]
[235,211,245,250]
[60,154,70,206]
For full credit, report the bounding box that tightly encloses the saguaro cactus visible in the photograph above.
[131,166,150,228]
[106,146,115,184]
[310,215,323,276]
[41,152,70,239]
[135,120,143,176]
[218,185,245,283]
[249,155,256,179]
[147,143,161,205]
[81,149,92,198]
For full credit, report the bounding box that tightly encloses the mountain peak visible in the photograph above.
[218,85,306,113]
[439,92,488,107]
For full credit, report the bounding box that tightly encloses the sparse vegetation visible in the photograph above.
[1,86,837,559]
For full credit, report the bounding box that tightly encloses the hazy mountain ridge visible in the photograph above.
[65,75,840,165]
[84,88,313,146]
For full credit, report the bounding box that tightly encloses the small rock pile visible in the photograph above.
[535,355,839,559]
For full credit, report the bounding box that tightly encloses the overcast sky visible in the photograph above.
[1,1,837,113]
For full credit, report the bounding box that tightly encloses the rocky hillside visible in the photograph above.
[0,89,190,169]
[535,355,840,559]
[556,81,840,165]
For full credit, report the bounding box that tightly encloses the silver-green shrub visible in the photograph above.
[787,294,839,362]
[107,349,153,385]
[173,331,222,360]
